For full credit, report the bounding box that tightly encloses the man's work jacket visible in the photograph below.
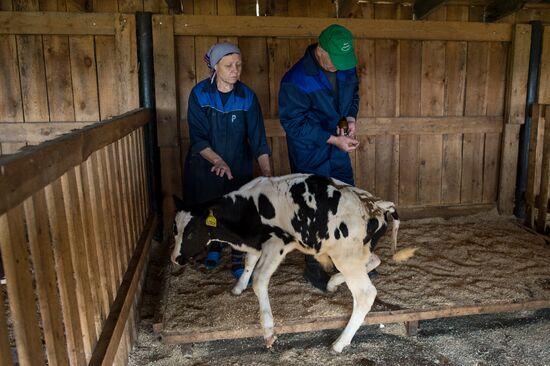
[278,44,359,185]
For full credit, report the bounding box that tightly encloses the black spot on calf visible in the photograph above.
[258,193,276,219]
[339,222,349,238]
[334,228,341,240]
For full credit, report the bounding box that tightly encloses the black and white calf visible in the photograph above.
[171,173,399,352]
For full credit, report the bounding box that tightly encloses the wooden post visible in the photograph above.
[537,26,550,104]
[525,104,545,228]
[536,105,550,233]
[405,320,419,336]
[499,24,532,214]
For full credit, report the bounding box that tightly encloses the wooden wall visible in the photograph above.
[0,11,139,155]
[154,7,528,225]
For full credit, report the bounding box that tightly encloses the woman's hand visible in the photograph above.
[211,158,233,179]
[327,135,360,153]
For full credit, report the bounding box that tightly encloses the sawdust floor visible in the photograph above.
[159,211,550,338]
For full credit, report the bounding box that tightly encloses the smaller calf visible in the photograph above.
[171,174,399,352]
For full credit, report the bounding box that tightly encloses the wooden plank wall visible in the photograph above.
[0,10,138,155]
[0,109,154,366]
[155,1,528,226]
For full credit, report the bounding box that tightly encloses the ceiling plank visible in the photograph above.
[485,0,527,22]
[413,0,448,20]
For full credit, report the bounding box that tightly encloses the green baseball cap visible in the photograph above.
[319,24,357,70]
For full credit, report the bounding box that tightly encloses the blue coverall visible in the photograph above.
[278,44,360,185]
[183,78,271,205]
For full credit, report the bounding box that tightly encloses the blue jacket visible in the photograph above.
[183,78,271,205]
[278,44,359,185]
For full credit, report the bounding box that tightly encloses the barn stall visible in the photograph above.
[153,8,550,346]
[0,1,550,365]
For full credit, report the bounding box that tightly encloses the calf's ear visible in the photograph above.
[173,195,185,211]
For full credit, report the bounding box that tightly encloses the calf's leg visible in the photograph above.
[252,238,286,348]
[232,252,260,295]
[330,255,377,353]
[327,253,380,293]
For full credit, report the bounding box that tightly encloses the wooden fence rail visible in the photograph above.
[525,104,550,233]
[0,108,156,366]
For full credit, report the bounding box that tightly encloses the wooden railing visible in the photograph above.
[525,104,550,233]
[0,108,157,366]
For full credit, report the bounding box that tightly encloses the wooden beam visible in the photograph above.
[180,116,503,139]
[0,122,95,143]
[413,0,448,20]
[485,0,527,22]
[173,15,513,42]
[161,299,550,344]
[397,203,495,220]
[0,108,151,216]
[88,214,157,366]
[538,26,550,104]
[0,12,116,35]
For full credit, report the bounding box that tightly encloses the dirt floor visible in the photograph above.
[129,212,550,366]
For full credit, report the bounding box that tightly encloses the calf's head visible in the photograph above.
[171,197,214,265]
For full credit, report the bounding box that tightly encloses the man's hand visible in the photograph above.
[327,135,360,152]
[211,158,233,179]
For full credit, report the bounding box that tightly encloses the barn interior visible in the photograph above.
[1,1,550,365]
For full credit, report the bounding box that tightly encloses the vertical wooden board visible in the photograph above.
[446,5,469,21]
[107,144,131,270]
[498,123,521,213]
[144,0,161,12]
[482,132,501,203]
[23,192,70,366]
[356,135,376,193]
[194,0,216,15]
[160,146,183,236]
[398,40,421,206]
[537,106,550,232]
[463,42,489,204]
[0,206,45,366]
[118,0,141,12]
[132,131,147,226]
[419,41,445,205]
[0,35,23,122]
[101,146,127,284]
[0,0,13,10]
[525,105,545,227]
[469,6,484,22]
[91,0,117,11]
[218,0,235,15]
[0,277,14,366]
[136,128,150,219]
[270,136,290,176]
[69,36,100,121]
[308,0,333,17]
[61,171,98,360]
[374,40,397,200]
[175,36,196,122]
[74,165,107,335]
[442,41,466,204]
[13,0,39,10]
[287,0,307,16]
[425,5,446,20]
[153,15,179,147]
[239,37,269,115]
[374,2,397,19]
[43,35,75,122]
[538,26,550,104]
[396,3,412,19]
[120,137,139,247]
[81,158,113,315]
[95,36,118,120]
[356,39,375,118]
[93,150,120,296]
[289,38,310,70]
[506,24,531,125]
[44,182,87,366]
[483,42,508,204]
[17,35,49,122]
[115,14,139,113]
[193,35,216,88]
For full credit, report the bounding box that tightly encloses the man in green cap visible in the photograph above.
[278,24,362,291]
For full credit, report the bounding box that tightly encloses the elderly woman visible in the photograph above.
[183,42,272,278]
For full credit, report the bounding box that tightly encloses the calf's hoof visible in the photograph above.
[264,334,277,349]
[331,341,346,353]
[231,286,243,296]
